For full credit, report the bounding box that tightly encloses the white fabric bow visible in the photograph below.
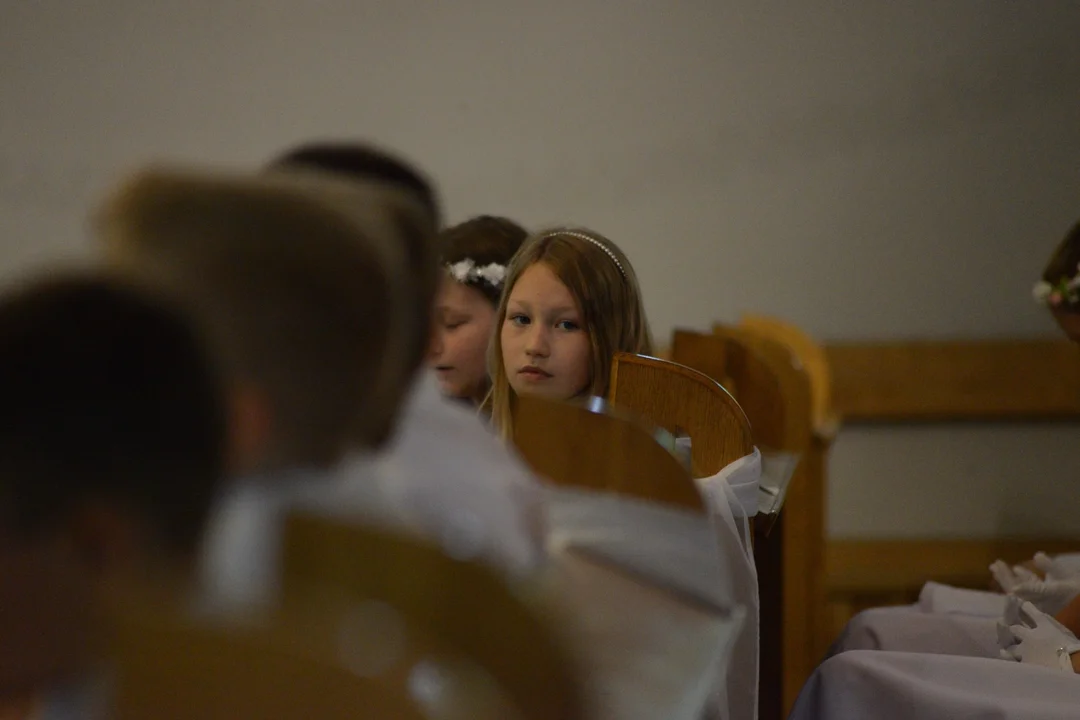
[697,446,762,520]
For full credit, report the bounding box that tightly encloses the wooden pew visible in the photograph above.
[674,327,815,720]
[280,516,584,720]
[509,393,745,720]
[512,393,705,511]
[820,338,1080,646]
[732,316,837,674]
[111,588,438,719]
[606,353,766,719]
[606,353,753,475]
[738,315,837,437]
[826,339,1080,421]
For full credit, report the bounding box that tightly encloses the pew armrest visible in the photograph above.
[812,413,840,443]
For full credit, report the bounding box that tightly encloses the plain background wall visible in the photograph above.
[3,0,1080,537]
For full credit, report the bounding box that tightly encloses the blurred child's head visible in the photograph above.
[265,142,442,425]
[429,216,529,402]
[0,272,225,697]
[1035,219,1080,343]
[0,272,226,568]
[486,228,652,437]
[95,166,410,473]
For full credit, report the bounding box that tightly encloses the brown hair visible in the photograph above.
[485,227,653,438]
[0,272,225,557]
[94,166,414,469]
[440,216,530,304]
[264,143,441,382]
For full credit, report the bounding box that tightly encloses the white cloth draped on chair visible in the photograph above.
[789,649,1080,720]
[829,582,1013,659]
[542,486,745,720]
[695,448,762,720]
[830,605,1001,659]
[918,581,1010,617]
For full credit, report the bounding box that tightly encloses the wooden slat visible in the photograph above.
[826,537,1080,593]
[825,339,1080,421]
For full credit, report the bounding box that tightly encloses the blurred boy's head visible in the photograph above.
[265,142,441,436]
[96,165,418,472]
[0,272,226,697]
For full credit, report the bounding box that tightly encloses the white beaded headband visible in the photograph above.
[540,230,626,278]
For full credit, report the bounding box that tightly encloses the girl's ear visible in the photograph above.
[226,383,273,476]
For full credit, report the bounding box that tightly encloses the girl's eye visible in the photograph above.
[555,320,581,331]
[444,320,466,331]
[508,313,530,327]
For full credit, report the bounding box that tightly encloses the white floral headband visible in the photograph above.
[1033,263,1080,308]
[446,258,507,290]
[541,230,627,279]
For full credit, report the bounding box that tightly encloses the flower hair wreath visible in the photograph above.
[446,259,507,290]
[1033,262,1080,308]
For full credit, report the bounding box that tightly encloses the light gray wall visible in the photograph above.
[3,0,1079,537]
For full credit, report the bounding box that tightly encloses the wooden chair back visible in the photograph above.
[736,314,835,436]
[706,324,819,720]
[111,592,432,720]
[608,353,753,477]
[673,328,811,454]
[511,393,705,512]
[729,315,833,719]
[280,514,585,720]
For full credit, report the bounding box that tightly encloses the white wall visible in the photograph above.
[3,0,1080,537]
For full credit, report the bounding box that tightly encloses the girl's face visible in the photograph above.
[501,262,591,401]
[428,277,496,401]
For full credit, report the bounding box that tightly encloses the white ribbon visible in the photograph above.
[694,450,762,720]
[697,447,762,522]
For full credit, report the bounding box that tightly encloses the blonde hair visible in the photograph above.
[485,227,653,439]
[94,165,428,469]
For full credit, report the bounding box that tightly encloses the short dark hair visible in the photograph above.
[266,143,440,227]
[0,274,226,556]
[440,216,530,304]
[265,142,441,379]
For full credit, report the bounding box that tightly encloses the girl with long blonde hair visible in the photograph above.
[485,227,652,438]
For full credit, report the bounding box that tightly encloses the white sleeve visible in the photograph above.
[197,479,286,610]
[357,374,547,578]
